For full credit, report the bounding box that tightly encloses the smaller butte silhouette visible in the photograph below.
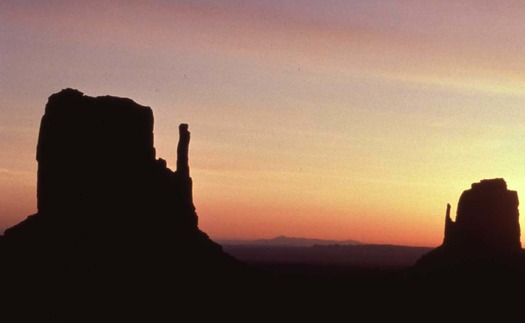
[415,178,525,277]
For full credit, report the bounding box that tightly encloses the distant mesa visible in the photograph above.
[219,235,362,247]
[223,239,431,268]
[0,89,245,314]
[415,178,525,276]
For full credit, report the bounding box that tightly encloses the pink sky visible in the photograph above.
[2,1,525,246]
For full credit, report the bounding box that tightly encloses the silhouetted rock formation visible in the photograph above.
[444,179,521,251]
[5,89,202,238]
[415,179,525,279]
[0,89,247,319]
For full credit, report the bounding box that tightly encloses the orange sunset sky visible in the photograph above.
[2,1,525,247]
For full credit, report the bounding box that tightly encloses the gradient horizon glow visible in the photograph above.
[2,0,525,247]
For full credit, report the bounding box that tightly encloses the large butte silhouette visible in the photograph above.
[415,178,525,278]
[0,89,248,319]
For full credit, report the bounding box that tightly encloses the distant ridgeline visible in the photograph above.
[415,178,525,278]
[0,89,247,318]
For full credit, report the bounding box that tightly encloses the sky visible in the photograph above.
[2,0,525,246]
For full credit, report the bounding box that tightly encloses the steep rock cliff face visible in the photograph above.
[0,90,245,318]
[415,179,525,277]
[443,179,521,251]
[5,89,203,242]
